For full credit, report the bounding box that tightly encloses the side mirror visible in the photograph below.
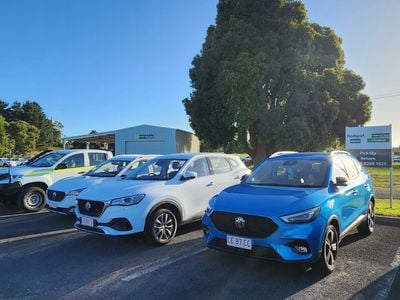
[56,163,67,170]
[335,176,348,187]
[181,171,197,181]
[240,174,249,182]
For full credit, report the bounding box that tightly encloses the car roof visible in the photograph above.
[153,153,239,160]
[268,151,352,161]
[111,154,157,160]
[50,149,111,155]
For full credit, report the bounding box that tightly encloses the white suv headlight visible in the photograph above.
[110,194,145,206]
[280,207,320,224]
[66,188,86,197]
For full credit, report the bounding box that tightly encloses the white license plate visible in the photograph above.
[48,202,57,209]
[81,217,94,227]
[227,235,252,250]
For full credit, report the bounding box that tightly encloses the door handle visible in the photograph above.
[78,171,85,174]
[207,182,214,187]
[364,183,370,188]
[234,176,240,180]
[352,189,358,195]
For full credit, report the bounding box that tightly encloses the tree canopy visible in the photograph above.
[183,0,372,164]
[0,100,63,156]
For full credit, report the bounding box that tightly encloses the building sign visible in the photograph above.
[345,125,392,168]
[137,134,155,140]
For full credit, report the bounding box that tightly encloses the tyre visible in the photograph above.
[17,186,46,212]
[358,200,375,236]
[313,224,339,275]
[145,208,178,245]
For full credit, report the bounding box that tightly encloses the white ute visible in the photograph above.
[0,149,112,212]
[75,153,250,244]
[46,155,156,215]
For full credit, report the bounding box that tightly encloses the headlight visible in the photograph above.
[110,194,145,206]
[280,207,320,224]
[66,188,86,197]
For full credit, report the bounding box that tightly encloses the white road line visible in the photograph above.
[0,228,77,244]
[376,246,400,300]
[0,211,49,218]
[121,248,207,282]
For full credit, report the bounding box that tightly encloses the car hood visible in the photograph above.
[0,165,53,176]
[77,179,166,201]
[49,175,115,192]
[212,184,328,217]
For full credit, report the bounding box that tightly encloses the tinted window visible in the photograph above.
[186,158,210,177]
[209,157,231,174]
[332,158,349,183]
[128,159,187,180]
[31,152,66,167]
[342,156,359,180]
[87,159,130,177]
[89,153,107,166]
[247,158,328,187]
[63,154,84,168]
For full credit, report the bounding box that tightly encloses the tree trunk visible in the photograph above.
[252,143,267,166]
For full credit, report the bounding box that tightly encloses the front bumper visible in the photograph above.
[0,181,22,196]
[46,195,77,216]
[202,212,325,263]
[74,202,146,236]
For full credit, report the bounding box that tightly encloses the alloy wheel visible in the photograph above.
[367,202,375,232]
[153,212,176,243]
[324,227,338,269]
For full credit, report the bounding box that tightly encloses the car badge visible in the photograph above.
[85,202,91,211]
[52,192,57,199]
[234,216,245,229]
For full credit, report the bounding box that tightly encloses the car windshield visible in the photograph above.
[246,158,329,187]
[30,152,67,167]
[87,159,132,177]
[127,158,187,181]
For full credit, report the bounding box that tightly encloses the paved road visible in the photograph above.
[0,204,399,299]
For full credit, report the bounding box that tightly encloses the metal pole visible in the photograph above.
[390,166,393,209]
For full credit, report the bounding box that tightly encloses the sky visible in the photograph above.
[0,0,399,146]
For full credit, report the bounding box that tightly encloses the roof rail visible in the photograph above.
[330,150,350,156]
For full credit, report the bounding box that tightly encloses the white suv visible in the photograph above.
[75,153,249,244]
[46,155,156,215]
[0,149,112,212]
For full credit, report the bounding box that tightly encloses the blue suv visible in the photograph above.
[202,151,375,274]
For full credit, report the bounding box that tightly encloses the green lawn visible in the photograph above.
[376,199,400,217]
[366,163,400,190]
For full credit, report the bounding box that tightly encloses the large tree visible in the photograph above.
[7,120,40,155]
[183,0,371,164]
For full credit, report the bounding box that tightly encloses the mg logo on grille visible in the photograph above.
[52,192,57,199]
[234,216,245,229]
[85,202,91,211]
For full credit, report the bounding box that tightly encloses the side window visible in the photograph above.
[342,156,359,180]
[63,154,84,169]
[127,159,147,172]
[332,158,349,183]
[228,158,240,170]
[186,158,210,177]
[209,157,232,175]
[89,153,107,166]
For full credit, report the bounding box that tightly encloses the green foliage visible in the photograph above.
[0,116,11,156]
[7,120,40,155]
[183,0,372,163]
[0,99,63,155]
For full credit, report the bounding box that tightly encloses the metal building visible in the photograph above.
[62,125,200,155]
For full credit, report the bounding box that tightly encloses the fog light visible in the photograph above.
[294,245,309,254]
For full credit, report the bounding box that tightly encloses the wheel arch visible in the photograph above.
[20,182,48,193]
[145,200,183,226]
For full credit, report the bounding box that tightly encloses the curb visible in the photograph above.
[375,215,400,227]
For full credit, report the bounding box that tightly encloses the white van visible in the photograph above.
[0,149,113,212]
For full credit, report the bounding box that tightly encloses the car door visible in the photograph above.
[332,157,355,231]
[52,153,86,183]
[341,156,366,221]
[207,156,240,193]
[179,157,216,220]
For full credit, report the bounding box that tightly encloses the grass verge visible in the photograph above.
[376,199,400,217]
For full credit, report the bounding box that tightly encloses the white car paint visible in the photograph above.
[74,153,250,236]
[46,155,156,215]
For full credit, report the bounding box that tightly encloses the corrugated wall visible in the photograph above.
[115,125,176,155]
[175,129,200,153]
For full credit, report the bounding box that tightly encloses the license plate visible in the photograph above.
[227,235,252,250]
[48,202,57,209]
[81,217,94,227]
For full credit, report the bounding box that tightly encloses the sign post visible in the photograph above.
[345,125,393,208]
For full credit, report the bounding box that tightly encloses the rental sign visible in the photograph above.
[345,125,392,168]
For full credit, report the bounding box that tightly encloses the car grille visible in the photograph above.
[77,199,105,217]
[47,189,66,202]
[210,211,278,238]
